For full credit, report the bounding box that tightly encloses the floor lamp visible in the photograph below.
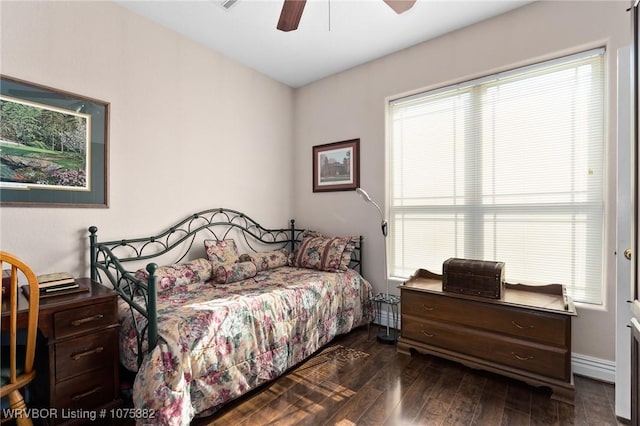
[356,187,399,343]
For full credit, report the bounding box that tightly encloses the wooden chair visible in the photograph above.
[0,252,40,426]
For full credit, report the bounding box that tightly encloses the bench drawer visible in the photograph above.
[402,290,569,347]
[402,316,569,380]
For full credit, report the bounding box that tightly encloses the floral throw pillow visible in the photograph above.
[340,236,358,270]
[238,248,289,272]
[213,261,258,284]
[290,233,358,272]
[134,258,213,292]
[204,239,239,265]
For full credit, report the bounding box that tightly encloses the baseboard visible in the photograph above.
[571,352,616,383]
[376,313,616,383]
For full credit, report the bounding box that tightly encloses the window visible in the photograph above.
[388,49,605,304]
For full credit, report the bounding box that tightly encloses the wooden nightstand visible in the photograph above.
[27,278,122,424]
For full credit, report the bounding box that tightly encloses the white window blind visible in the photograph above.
[388,48,605,304]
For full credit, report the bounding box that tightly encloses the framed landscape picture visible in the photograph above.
[312,139,360,192]
[0,75,109,207]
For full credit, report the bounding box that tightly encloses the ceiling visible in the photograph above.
[116,0,534,88]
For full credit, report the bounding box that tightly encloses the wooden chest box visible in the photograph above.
[442,257,505,299]
[397,268,576,404]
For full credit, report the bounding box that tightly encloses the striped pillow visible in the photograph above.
[291,234,356,272]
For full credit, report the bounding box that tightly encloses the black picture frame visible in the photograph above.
[0,75,109,207]
[312,139,360,192]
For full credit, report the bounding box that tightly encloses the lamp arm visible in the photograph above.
[368,199,388,237]
[356,187,391,303]
[368,197,391,299]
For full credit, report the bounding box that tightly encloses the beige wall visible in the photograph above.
[293,0,631,361]
[0,0,631,363]
[0,1,294,275]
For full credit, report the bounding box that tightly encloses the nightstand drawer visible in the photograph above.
[55,368,116,410]
[55,327,117,382]
[54,300,116,339]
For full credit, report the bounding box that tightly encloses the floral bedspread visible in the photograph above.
[118,266,373,425]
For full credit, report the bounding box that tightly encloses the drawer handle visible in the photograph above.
[511,320,533,330]
[421,304,434,311]
[71,346,104,361]
[511,352,534,361]
[71,386,102,402]
[71,314,104,326]
[422,330,434,338]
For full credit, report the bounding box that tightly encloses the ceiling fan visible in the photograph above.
[277,0,417,32]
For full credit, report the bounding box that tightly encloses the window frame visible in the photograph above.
[386,48,606,305]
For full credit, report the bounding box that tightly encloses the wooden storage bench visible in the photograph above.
[397,269,577,403]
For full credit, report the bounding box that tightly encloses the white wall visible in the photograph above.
[0,1,294,276]
[293,0,631,363]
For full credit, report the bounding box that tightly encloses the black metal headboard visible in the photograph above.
[88,207,362,367]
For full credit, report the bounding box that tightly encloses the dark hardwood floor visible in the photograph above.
[195,326,628,426]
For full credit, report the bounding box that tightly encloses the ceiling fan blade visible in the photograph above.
[277,0,307,32]
[383,0,416,14]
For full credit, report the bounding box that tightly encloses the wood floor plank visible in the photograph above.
[501,407,530,426]
[210,345,359,423]
[182,327,624,426]
[471,370,509,425]
[383,362,443,425]
[529,389,559,426]
[252,350,366,424]
[557,400,579,426]
[287,339,392,425]
[413,360,466,424]
[206,381,282,425]
[322,380,382,425]
[504,380,533,416]
[207,336,370,425]
[577,384,619,426]
[356,356,429,425]
[244,378,323,424]
[443,370,486,425]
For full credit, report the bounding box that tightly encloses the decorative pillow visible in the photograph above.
[294,230,358,270]
[290,232,358,272]
[213,261,258,284]
[340,236,359,270]
[134,258,213,292]
[237,248,289,272]
[204,239,239,265]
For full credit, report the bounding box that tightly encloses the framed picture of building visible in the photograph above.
[312,139,360,192]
